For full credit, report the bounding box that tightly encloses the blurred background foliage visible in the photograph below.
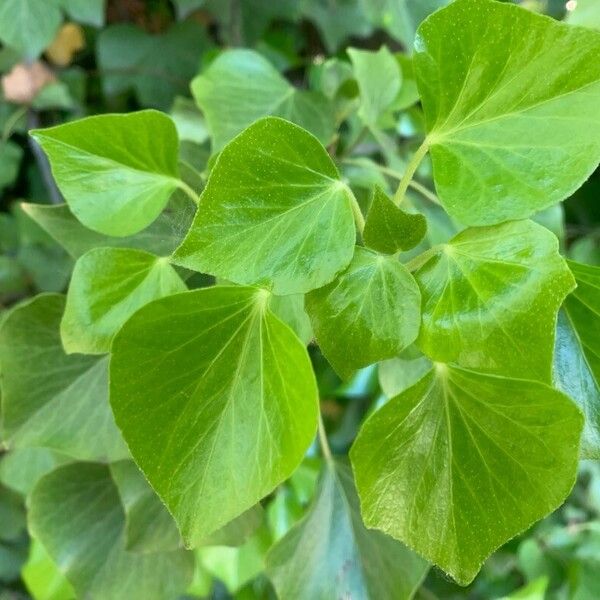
[0,1,598,599]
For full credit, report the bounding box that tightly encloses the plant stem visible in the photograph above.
[177,180,200,205]
[317,411,333,464]
[393,138,430,206]
[340,158,441,206]
[347,187,365,234]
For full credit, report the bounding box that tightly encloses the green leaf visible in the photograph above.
[300,0,373,52]
[174,117,356,295]
[22,539,75,600]
[0,0,62,59]
[363,186,426,254]
[268,294,313,345]
[306,247,420,378]
[31,110,184,237]
[192,49,335,151]
[110,461,182,554]
[97,22,210,110]
[61,248,186,354]
[361,0,449,49]
[29,462,194,599]
[0,448,68,496]
[415,0,600,225]
[0,141,23,191]
[554,261,600,458]
[0,294,127,460]
[110,286,318,545]
[378,352,432,398]
[413,220,574,381]
[350,365,583,585]
[347,47,401,126]
[267,460,428,599]
[21,197,194,259]
[200,505,265,547]
[59,0,105,27]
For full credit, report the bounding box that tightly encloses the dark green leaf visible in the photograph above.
[0,294,127,460]
[363,186,426,254]
[267,460,428,599]
[29,462,194,599]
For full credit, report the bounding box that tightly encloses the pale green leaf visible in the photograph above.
[267,460,428,599]
[306,247,420,378]
[351,365,583,585]
[61,248,186,354]
[554,261,600,458]
[0,0,62,59]
[0,448,68,497]
[29,462,194,600]
[191,49,335,151]
[414,220,574,381]
[363,186,426,254]
[0,294,127,460]
[347,47,401,126]
[361,0,449,49]
[268,294,313,345]
[31,111,184,237]
[567,0,600,30]
[174,117,356,295]
[21,197,194,259]
[59,0,105,27]
[110,286,318,545]
[415,0,600,225]
[110,461,182,554]
[378,352,432,398]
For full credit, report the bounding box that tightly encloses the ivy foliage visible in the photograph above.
[1,0,600,598]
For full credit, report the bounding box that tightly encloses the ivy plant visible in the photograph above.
[1,0,600,598]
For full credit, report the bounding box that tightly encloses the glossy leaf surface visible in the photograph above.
[110,286,318,545]
[415,0,600,225]
[32,111,182,236]
[174,117,356,294]
[61,248,186,354]
[414,220,574,381]
[267,460,428,599]
[351,365,582,584]
[306,247,420,378]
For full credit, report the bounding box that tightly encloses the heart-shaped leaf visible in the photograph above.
[351,364,582,585]
[415,0,600,225]
[110,286,318,545]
